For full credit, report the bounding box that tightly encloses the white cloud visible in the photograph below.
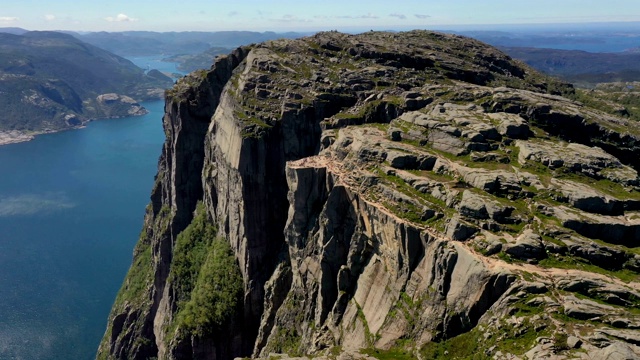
[0,16,18,22]
[228,11,239,17]
[362,13,379,19]
[415,14,431,19]
[105,13,138,22]
[270,14,312,23]
[44,14,56,21]
[337,13,379,19]
[390,13,407,20]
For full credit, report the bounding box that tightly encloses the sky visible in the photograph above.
[1,0,639,32]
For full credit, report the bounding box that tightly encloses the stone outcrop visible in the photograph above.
[95,93,148,118]
[99,31,640,360]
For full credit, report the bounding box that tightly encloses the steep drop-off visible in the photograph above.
[99,31,640,360]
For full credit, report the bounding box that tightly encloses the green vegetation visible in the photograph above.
[167,202,243,338]
[420,315,550,359]
[236,109,273,138]
[261,292,308,356]
[567,84,640,123]
[420,328,488,359]
[371,167,450,224]
[540,254,639,283]
[267,327,303,357]
[363,347,418,360]
[176,237,243,336]
[169,203,218,302]
[114,241,154,307]
[98,193,173,358]
[334,99,400,124]
[166,69,208,103]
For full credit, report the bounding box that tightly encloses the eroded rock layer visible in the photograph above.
[98,31,640,360]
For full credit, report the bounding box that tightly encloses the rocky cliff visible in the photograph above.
[98,31,640,360]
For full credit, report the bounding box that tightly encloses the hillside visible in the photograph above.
[501,47,640,86]
[99,31,640,360]
[0,31,173,143]
[162,47,233,73]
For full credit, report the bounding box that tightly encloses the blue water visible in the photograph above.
[129,55,181,76]
[0,100,166,360]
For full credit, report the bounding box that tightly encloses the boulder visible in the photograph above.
[428,129,467,155]
[562,236,627,270]
[567,335,582,349]
[552,179,623,216]
[446,215,478,241]
[385,150,418,169]
[553,206,640,247]
[489,112,530,139]
[454,166,522,196]
[562,295,618,320]
[597,329,640,347]
[458,190,514,223]
[589,342,640,360]
[504,229,545,260]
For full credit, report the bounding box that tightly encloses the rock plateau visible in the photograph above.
[98,31,640,360]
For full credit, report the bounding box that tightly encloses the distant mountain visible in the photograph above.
[163,46,233,72]
[501,47,640,86]
[74,31,308,57]
[455,28,640,53]
[0,27,28,35]
[0,31,173,139]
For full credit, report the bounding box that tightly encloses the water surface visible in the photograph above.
[0,100,166,360]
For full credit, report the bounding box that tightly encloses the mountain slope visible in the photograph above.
[99,31,640,360]
[502,46,640,85]
[0,31,172,139]
[162,47,233,73]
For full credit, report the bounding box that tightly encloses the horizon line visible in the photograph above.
[2,20,640,34]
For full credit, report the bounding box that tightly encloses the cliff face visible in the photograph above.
[99,31,640,360]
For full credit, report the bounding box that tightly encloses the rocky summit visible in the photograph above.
[98,31,640,360]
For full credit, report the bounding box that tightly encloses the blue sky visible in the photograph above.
[1,0,639,32]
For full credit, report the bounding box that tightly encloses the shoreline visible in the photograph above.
[0,131,36,146]
[0,105,157,147]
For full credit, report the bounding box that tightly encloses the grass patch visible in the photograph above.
[420,328,489,359]
[362,347,418,360]
[372,167,448,224]
[539,254,639,283]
